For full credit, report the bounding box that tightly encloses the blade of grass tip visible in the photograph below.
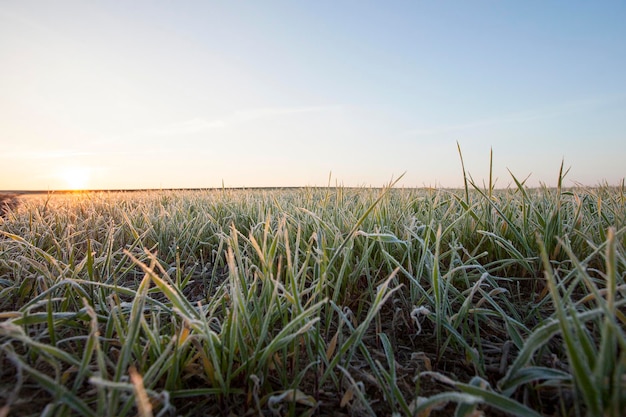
[498,367,571,395]
[556,159,564,208]
[86,237,95,281]
[120,209,142,242]
[537,234,602,416]
[124,249,200,321]
[489,147,493,200]
[468,176,531,256]
[130,366,154,417]
[558,235,618,326]
[283,221,305,315]
[411,392,483,416]
[556,158,571,203]
[507,169,533,206]
[455,379,543,417]
[456,141,469,205]
[325,172,405,273]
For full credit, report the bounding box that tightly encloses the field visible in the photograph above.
[1,175,625,416]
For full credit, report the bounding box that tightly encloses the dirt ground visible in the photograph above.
[0,193,20,218]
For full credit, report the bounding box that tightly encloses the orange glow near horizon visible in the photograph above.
[60,167,91,190]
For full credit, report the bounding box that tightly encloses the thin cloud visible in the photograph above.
[231,105,343,121]
[405,98,603,137]
[126,105,343,138]
[0,149,94,159]
[140,118,227,136]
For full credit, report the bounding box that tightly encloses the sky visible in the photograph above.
[1,1,625,190]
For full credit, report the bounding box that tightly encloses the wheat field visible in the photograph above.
[1,173,624,416]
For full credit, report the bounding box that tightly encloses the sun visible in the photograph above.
[60,167,91,190]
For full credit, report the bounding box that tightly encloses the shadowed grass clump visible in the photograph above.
[0,172,625,416]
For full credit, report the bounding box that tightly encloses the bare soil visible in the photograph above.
[0,193,20,218]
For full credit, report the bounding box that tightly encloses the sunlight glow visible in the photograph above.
[60,167,91,190]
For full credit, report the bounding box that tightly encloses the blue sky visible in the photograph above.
[1,1,625,190]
